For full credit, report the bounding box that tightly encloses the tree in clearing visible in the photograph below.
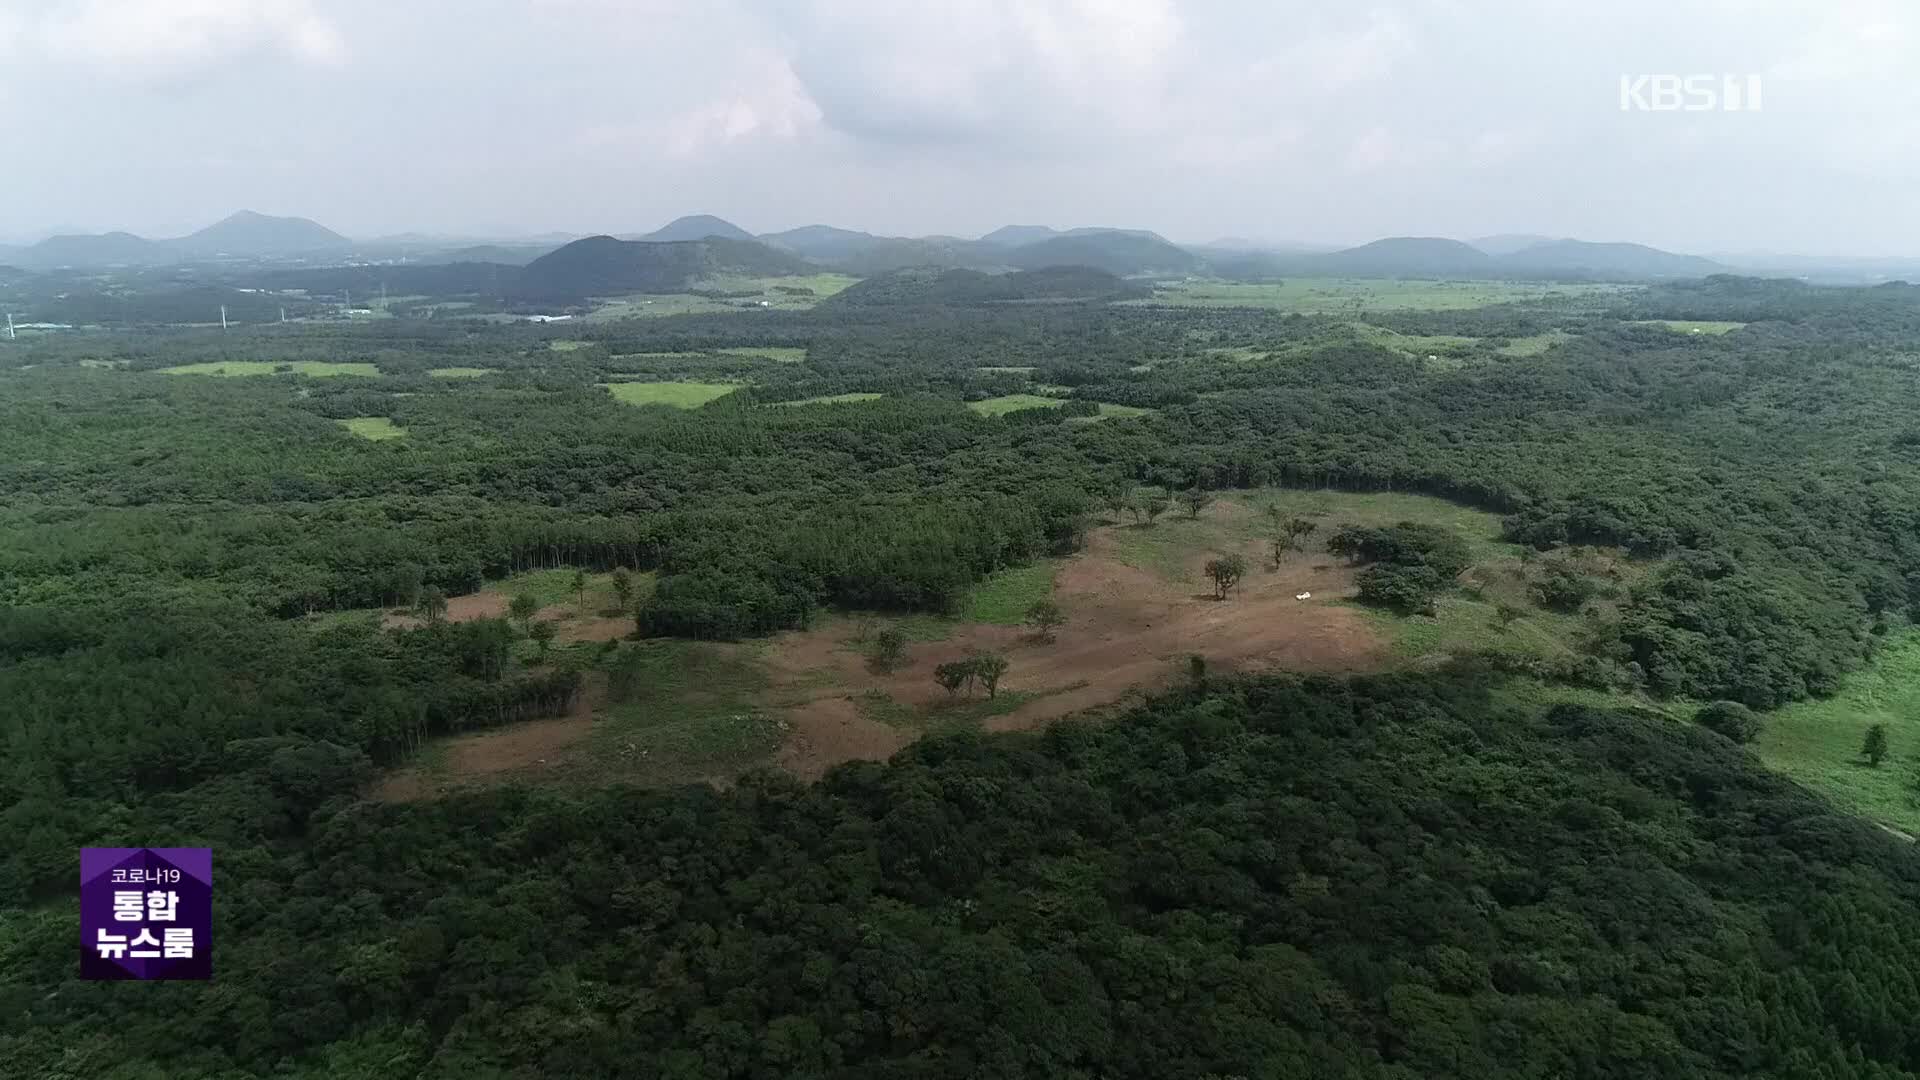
[528,619,558,658]
[934,660,974,697]
[508,591,540,632]
[415,587,448,627]
[611,568,634,612]
[1143,493,1171,524]
[1205,553,1248,599]
[1177,488,1214,519]
[868,627,908,674]
[972,652,1010,698]
[1270,517,1318,567]
[1864,723,1890,767]
[572,569,589,612]
[1024,599,1066,642]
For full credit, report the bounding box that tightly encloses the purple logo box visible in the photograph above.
[80,848,212,980]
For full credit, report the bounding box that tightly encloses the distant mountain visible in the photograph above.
[23,231,176,269]
[170,210,350,256]
[1059,226,1171,243]
[637,215,755,243]
[1005,230,1199,275]
[1498,239,1725,278]
[829,265,1148,306]
[1311,237,1494,276]
[758,225,1011,274]
[760,225,885,261]
[978,225,1059,247]
[514,235,809,302]
[1472,233,1555,256]
[415,244,556,266]
[826,237,1007,275]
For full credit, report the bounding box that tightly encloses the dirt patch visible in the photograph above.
[756,521,1388,766]
[550,610,632,643]
[381,590,510,630]
[372,676,603,802]
[776,696,913,782]
[374,515,1396,797]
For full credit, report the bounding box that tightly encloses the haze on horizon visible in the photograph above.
[2,0,1915,256]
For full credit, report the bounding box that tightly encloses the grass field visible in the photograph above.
[158,361,380,377]
[603,381,740,408]
[716,346,806,362]
[1135,278,1637,313]
[548,340,591,352]
[1756,632,1920,836]
[338,417,407,440]
[699,272,858,299]
[968,394,1068,416]
[427,367,492,378]
[775,392,883,406]
[1496,331,1576,357]
[960,561,1060,624]
[1634,320,1746,335]
[584,274,856,322]
[574,641,784,784]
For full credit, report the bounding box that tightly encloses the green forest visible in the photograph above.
[8,272,1920,1076]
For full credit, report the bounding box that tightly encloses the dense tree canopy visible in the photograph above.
[8,274,1920,1075]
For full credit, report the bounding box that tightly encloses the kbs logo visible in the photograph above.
[1619,74,1763,112]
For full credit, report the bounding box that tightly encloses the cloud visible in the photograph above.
[753,0,1181,148]
[576,51,822,160]
[26,0,345,80]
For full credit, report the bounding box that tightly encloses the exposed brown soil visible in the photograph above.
[381,590,509,630]
[758,522,1388,775]
[774,696,914,782]
[372,675,604,802]
[373,516,1392,797]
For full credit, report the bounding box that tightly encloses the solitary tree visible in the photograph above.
[572,569,589,612]
[611,568,634,611]
[1177,488,1215,520]
[1204,553,1249,599]
[868,627,908,673]
[935,660,974,697]
[528,619,558,658]
[415,586,448,627]
[1024,599,1066,642]
[1864,723,1890,767]
[508,591,540,632]
[1285,517,1318,545]
[1143,493,1172,524]
[972,652,1011,698]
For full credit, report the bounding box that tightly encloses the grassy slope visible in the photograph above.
[603,381,740,408]
[158,361,380,377]
[337,417,407,440]
[1756,631,1920,836]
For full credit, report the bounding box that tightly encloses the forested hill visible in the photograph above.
[828,265,1150,305]
[9,672,1920,1077]
[12,275,1920,1074]
[513,235,811,301]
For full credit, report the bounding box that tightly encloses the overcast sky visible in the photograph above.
[2,0,1916,254]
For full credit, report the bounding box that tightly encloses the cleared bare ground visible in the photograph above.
[373,493,1513,797]
[762,521,1384,779]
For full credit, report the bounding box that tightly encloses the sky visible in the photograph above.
[2,0,1917,254]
